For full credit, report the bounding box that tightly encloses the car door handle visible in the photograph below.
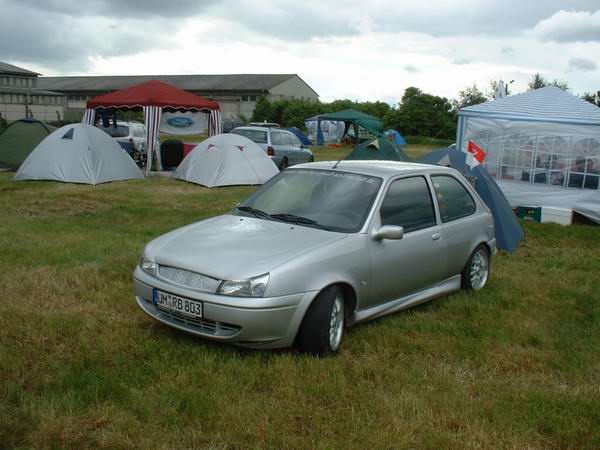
[432,233,442,241]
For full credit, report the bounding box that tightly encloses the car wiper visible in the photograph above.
[235,205,270,219]
[269,213,331,231]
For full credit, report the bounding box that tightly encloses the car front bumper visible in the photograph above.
[133,267,318,349]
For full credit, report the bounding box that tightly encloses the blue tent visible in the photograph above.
[287,127,312,145]
[384,129,406,146]
[418,148,524,253]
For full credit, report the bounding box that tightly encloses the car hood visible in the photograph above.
[145,214,347,280]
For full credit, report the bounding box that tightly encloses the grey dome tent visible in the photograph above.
[15,124,144,185]
[0,118,55,169]
[174,133,279,187]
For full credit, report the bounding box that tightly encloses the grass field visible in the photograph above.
[1,146,600,449]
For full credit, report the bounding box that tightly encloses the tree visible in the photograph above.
[528,73,570,91]
[582,91,600,107]
[386,87,455,138]
[251,96,273,123]
[452,83,488,110]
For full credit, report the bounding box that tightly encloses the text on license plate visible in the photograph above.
[153,289,203,318]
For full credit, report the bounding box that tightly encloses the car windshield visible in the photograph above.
[236,169,382,233]
[230,128,268,144]
[99,125,129,138]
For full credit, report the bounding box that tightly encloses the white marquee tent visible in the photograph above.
[15,124,144,185]
[457,87,600,222]
[174,134,279,187]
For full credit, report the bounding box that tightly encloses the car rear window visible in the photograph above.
[231,128,268,144]
[99,125,129,138]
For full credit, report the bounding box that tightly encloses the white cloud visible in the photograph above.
[533,10,600,42]
[569,57,597,71]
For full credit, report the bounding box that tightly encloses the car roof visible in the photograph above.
[290,160,458,179]
[233,126,290,133]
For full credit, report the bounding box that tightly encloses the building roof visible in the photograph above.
[38,74,302,93]
[459,86,600,126]
[0,86,64,96]
[0,62,40,76]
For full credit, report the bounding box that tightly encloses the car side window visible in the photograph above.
[286,133,301,147]
[271,131,285,146]
[431,175,476,223]
[379,176,437,232]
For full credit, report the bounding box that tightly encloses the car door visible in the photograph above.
[366,175,447,307]
[283,132,303,165]
[430,174,480,278]
[270,130,287,165]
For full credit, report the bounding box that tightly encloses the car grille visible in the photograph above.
[158,265,221,293]
[158,308,240,337]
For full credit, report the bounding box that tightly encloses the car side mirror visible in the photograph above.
[371,225,404,241]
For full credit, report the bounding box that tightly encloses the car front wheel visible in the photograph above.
[296,285,345,356]
[462,244,490,291]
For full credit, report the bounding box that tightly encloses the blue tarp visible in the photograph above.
[384,129,406,146]
[418,147,524,253]
[287,127,312,145]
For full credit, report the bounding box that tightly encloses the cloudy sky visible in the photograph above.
[1,0,599,103]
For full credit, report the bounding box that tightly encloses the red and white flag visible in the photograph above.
[467,140,486,164]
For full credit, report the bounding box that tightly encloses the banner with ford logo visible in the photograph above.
[160,112,208,135]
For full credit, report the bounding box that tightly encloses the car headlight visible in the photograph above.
[218,273,269,297]
[140,256,158,276]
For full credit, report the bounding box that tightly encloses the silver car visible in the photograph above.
[230,126,314,169]
[134,161,496,355]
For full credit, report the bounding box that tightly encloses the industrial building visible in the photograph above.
[0,62,66,124]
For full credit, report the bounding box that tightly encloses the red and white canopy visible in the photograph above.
[83,80,222,174]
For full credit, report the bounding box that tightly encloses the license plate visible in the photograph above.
[153,289,203,318]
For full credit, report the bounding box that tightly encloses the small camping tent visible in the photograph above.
[384,129,407,146]
[174,134,279,187]
[0,119,55,169]
[417,147,524,253]
[287,127,312,145]
[345,137,410,162]
[15,124,144,185]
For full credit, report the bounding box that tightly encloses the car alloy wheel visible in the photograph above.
[469,248,489,290]
[329,293,345,351]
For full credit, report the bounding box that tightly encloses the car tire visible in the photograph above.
[309,155,314,162]
[296,285,345,356]
[280,158,289,170]
[461,244,490,291]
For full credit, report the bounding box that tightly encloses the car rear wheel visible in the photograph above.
[462,244,490,291]
[280,157,289,170]
[296,285,345,356]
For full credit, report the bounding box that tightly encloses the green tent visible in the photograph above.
[345,137,410,162]
[0,119,55,169]
[314,109,384,136]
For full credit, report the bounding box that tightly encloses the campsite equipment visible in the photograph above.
[15,124,144,185]
[0,118,55,169]
[174,133,278,187]
[457,86,600,223]
[384,129,407,146]
[286,127,312,146]
[84,80,221,174]
[417,147,524,253]
[345,137,410,162]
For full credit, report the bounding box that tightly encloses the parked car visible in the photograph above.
[230,126,313,169]
[134,161,496,355]
[98,121,146,154]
